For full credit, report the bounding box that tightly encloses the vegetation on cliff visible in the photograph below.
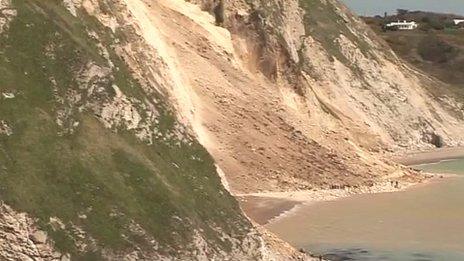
[0,0,255,259]
[363,11,464,101]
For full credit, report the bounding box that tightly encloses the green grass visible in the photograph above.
[363,16,464,108]
[298,0,374,74]
[0,0,253,258]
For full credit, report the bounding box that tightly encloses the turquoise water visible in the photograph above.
[415,158,464,175]
[267,158,464,261]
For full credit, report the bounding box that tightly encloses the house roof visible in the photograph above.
[454,19,464,25]
[386,20,418,27]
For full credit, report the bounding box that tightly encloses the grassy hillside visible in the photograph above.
[0,0,253,258]
[363,11,464,100]
[299,0,372,65]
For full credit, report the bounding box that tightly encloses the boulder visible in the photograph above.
[30,230,47,244]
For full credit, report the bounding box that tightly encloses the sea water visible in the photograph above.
[266,158,464,261]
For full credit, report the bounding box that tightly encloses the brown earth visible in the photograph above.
[119,0,464,195]
[3,0,464,259]
[121,0,401,194]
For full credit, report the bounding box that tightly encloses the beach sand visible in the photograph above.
[240,147,463,225]
[238,179,427,225]
[238,196,300,225]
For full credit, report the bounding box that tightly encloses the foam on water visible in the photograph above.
[267,158,464,260]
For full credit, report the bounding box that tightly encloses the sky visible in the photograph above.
[342,0,464,16]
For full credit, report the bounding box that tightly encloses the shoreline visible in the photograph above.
[241,173,458,226]
[237,147,464,227]
[392,146,464,166]
[238,196,300,225]
[236,148,464,221]
[236,147,464,259]
[238,175,442,225]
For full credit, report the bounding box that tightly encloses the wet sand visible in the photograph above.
[237,148,464,260]
[238,196,300,225]
[238,180,425,225]
[240,147,464,225]
[393,146,464,165]
[265,167,464,260]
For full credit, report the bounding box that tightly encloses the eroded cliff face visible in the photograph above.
[0,0,463,259]
[0,0,312,259]
[109,0,464,194]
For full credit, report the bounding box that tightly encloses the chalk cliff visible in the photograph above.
[0,0,463,259]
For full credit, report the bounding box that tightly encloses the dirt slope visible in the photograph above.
[0,0,312,259]
[116,0,385,194]
[113,0,464,193]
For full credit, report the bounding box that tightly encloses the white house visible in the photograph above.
[386,20,418,30]
[454,19,464,25]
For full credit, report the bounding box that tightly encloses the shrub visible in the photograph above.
[418,35,457,63]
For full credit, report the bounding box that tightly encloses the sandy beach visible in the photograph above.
[239,147,464,225]
[238,196,300,225]
[238,179,432,225]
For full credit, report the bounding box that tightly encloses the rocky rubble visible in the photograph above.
[2,0,311,259]
[0,0,16,34]
[0,201,312,260]
[0,120,11,136]
[0,203,66,261]
[0,0,462,259]
[153,0,464,192]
